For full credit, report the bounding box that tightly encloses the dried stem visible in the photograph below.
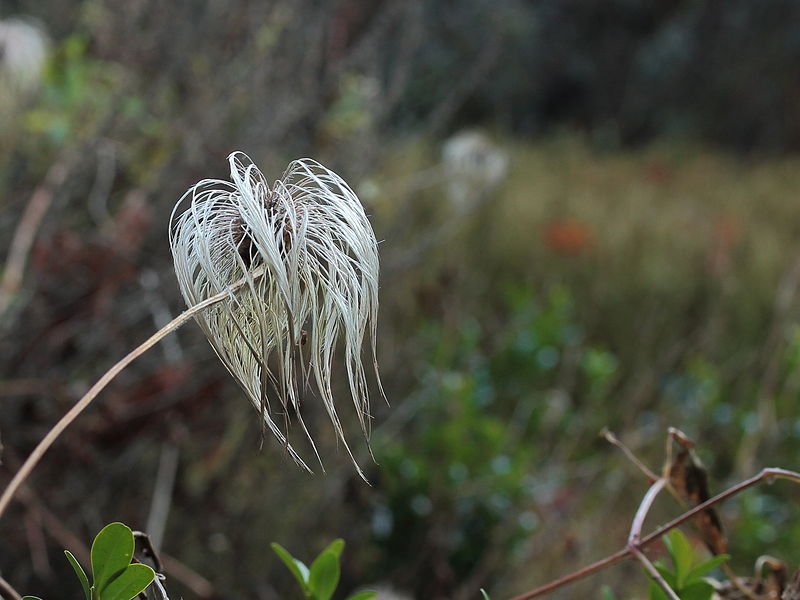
[0,159,70,319]
[626,478,679,599]
[507,467,800,600]
[0,281,249,521]
[630,545,680,600]
[0,575,22,600]
[628,478,667,546]
[601,428,659,482]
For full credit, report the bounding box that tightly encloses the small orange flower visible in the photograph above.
[543,219,593,255]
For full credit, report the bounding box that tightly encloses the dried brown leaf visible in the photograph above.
[782,568,800,600]
[667,432,728,555]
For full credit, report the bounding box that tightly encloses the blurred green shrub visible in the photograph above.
[372,285,619,594]
[272,539,376,600]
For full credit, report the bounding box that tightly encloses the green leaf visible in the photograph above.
[322,538,345,559]
[600,586,615,600]
[64,550,91,600]
[481,589,491,600]
[653,564,676,589]
[685,554,730,582]
[647,579,671,600]
[665,530,693,588]
[271,543,310,593]
[90,523,136,592]
[22,596,44,600]
[647,562,678,600]
[679,580,715,600]
[344,592,377,600]
[308,550,340,600]
[98,564,155,600]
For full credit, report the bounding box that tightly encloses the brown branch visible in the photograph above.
[507,467,800,600]
[601,428,659,482]
[630,546,680,600]
[628,478,667,546]
[0,575,22,600]
[0,158,71,318]
[626,478,679,600]
[0,270,262,521]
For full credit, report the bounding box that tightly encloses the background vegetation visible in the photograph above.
[2,1,800,599]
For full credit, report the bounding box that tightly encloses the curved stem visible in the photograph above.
[0,574,23,600]
[0,287,234,521]
[507,467,800,600]
[630,545,680,600]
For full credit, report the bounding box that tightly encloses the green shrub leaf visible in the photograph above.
[686,554,730,582]
[64,550,91,600]
[271,542,310,593]
[322,538,345,559]
[98,564,155,600]
[308,550,340,600]
[665,529,693,588]
[481,590,491,600]
[90,523,136,592]
[22,596,44,600]
[678,580,715,600]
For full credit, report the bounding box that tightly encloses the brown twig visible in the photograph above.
[507,467,800,600]
[0,575,22,600]
[601,428,659,482]
[0,268,262,521]
[0,159,71,318]
[626,478,679,600]
[610,429,757,600]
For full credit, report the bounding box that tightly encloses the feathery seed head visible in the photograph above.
[170,152,382,478]
[0,17,48,94]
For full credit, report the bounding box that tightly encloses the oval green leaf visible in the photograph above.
[666,529,693,587]
[322,539,345,559]
[271,543,310,592]
[64,550,91,600]
[308,550,340,600]
[99,564,155,600]
[679,580,715,600]
[686,554,730,582]
[91,523,135,592]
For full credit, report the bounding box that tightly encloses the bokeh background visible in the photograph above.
[3,1,800,598]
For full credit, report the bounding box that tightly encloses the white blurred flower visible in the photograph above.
[442,129,509,210]
[0,17,48,94]
[170,152,382,478]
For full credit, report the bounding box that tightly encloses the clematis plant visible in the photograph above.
[0,152,383,520]
[170,153,382,475]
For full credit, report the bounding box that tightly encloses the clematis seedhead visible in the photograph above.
[170,152,382,478]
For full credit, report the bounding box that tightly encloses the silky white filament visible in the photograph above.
[170,152,382,478]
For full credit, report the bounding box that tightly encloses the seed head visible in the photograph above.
[0,17,48,95]
[170,152,382,478]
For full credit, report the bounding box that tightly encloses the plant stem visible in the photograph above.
[0,574,22,600]
[0,287,235,521]
[628,478,666,546]
[626,478,679,600]
[630,546,680,600]
[507,467,800,600]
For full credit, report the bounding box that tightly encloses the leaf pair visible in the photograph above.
[271,539,376,600]
[68,523,155,600]
[648,529,729,600]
